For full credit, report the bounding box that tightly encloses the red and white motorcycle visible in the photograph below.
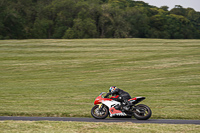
[91,92,152,120]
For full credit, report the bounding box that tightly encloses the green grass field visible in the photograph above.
[1,121,199,133]
[0,39,199,119]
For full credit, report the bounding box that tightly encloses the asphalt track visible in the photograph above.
[0,116,199,125]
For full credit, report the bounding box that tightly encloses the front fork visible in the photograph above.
[97,104,103,111]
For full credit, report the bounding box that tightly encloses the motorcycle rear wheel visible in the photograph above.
[133,104,152,120]
[91,105,109,119]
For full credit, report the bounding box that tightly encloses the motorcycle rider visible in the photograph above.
[105,86,131,111]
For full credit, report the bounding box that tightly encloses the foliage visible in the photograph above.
[0,0,200,39]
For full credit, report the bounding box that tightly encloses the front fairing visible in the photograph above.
[94,95,102,105]
[94,92,114,105]
[102,100,121,108]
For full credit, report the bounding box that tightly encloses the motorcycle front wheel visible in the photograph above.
[133,104,152,120]
[91,105,109,119]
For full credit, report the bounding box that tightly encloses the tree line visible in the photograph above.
[0,0,200,39]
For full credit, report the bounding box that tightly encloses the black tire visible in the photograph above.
[133,104,152,120]
[91,105,109,119]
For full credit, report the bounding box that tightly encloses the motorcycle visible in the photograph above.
[91,92,152,120]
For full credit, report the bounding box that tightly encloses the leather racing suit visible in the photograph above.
[105,88,131,110]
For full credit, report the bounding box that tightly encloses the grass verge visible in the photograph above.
[0,121,200,133]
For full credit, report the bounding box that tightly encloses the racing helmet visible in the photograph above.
[109,86,117,93]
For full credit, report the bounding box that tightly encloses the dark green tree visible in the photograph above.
[0,0,200,39]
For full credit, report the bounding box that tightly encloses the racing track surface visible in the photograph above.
[0,116,200,125]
